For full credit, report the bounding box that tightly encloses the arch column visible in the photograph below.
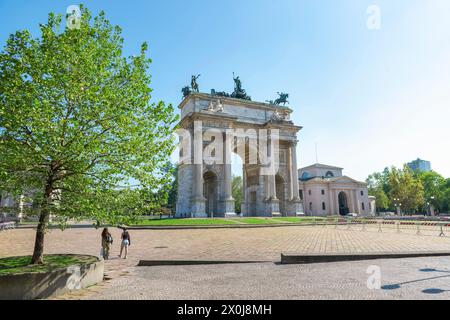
[191,124,206,217]
[289,140,303,215]
[222,131,235,217]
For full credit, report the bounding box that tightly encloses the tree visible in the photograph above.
[417,171,447,213]
[232,176,243,214]
[389,165,424,214]
[366,172,389,211]
[0,7,178,264]
[166,163,178,215]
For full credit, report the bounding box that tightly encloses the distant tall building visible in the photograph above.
[407,158,432,172]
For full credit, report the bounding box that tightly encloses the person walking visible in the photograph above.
[101,228,113,260]
[119,228,131,259]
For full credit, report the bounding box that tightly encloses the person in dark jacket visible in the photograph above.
[101,228,113,260]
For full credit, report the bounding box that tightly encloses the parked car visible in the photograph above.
[345,213,358,217]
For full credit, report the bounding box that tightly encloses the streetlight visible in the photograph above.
[393,198,402,216]
[428,196,435,216]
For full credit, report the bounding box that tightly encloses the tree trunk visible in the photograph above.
[31,178,53,265]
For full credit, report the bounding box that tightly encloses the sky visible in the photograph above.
[1,0,449,181]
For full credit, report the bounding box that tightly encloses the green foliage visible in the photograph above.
[367,165,450,214]
[389,165,424,213]
[416,171,448,213]
[166,163,178,214]
[366,170,390,210]
[232,175,243,213]
[0,7,178,257]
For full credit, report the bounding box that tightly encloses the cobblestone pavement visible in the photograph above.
[1,225,450,299]
[85,256,450,300]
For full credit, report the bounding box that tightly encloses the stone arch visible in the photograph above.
[176,93,303,218]
[203,170,218,217]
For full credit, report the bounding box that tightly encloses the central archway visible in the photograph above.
[338,191,349,216]
[203,171,218,217]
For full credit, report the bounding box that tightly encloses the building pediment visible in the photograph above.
[300,175,366,186]
[330,176,366,185]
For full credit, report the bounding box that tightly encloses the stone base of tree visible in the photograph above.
[0,256,104,300]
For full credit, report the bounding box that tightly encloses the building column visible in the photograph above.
[287,146,293,201]
[329,188,334,216]
[289,141,303,215]
[241,166,246,216]
[354,190,361,214]
[191,123,206,217]
[349,190,356,214]
[223,131,235,217]
[266,137,279,216]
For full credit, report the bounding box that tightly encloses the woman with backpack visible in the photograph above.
[101,228,113,260]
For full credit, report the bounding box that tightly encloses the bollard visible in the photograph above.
[335,218,338,229]
[396,221,401,233]
[361,220,366,231]
[378,221,382,233]
[439,224,445,237]
[347,219,351,230]
[416,222,421,235]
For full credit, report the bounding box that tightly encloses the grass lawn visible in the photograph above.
[231,217,281,224]
[271,217,327,223]
[0,254,98,276]
[132,216,333,226]
[134,218,241,226]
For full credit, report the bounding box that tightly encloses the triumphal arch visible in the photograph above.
[176,77,304,217]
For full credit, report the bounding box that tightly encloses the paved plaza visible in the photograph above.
[2,225,450,299]
[87,257,450,300]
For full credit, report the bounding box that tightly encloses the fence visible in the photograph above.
[317,216,450,238]
[0,216,18,232]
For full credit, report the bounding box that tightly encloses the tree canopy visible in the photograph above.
[367,165,449,214]
[0,6,178,263]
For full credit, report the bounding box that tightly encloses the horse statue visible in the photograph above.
[274,92,289,105]
[182,86,191,98]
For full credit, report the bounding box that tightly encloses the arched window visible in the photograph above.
[301,172,310,180]
[325,171,334,178]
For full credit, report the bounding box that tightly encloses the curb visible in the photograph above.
[127,222,331,230]
[138,260,269,267]
[280,251,450,264]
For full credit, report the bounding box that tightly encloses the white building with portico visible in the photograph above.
[298,163,374,216]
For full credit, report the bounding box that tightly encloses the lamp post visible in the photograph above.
[393,198,402,216]
[429,196,435,216]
